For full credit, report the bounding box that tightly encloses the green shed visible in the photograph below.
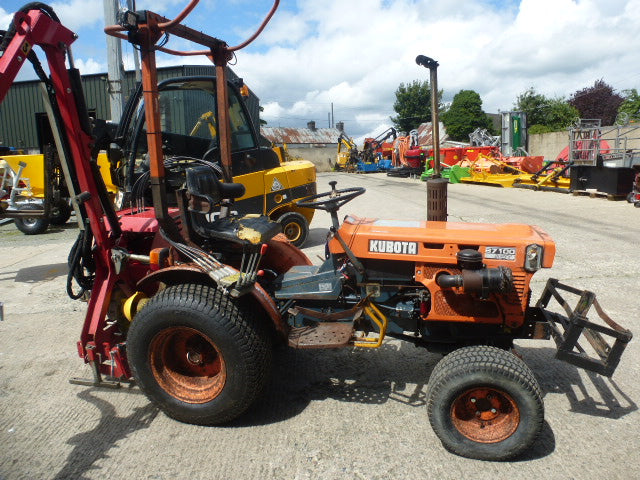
[0,65,260,152]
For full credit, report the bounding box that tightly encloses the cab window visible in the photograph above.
[228,90,256,151]
[131,80,256,161]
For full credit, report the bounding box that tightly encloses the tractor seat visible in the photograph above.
[191,214,282,246]
[185,166,281,245]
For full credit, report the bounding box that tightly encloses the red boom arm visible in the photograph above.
[0,8,126,379]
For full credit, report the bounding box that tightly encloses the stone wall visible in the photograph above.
[287,145,336,172]
[528,131,568,160]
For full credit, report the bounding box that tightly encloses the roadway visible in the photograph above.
[0,172,638,479]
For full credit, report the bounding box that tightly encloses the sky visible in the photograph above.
[3,0,640,139]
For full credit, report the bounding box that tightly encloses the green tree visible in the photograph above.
[259,105,267,126]
[515,87,548,127]
[441,89,494,141]
[515,87,578,133]
[390,80,441,133]
[545,98,579,130]
[618,88,640,122]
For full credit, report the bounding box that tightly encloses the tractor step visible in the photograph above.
[288,322,354,349]
[286,301,390,349]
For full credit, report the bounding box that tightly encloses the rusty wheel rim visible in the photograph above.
[282,220,302,243]
[149,327,226,404]
[450,387,520,443]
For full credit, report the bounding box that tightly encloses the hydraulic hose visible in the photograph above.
[0,3,61,53]
[67,226,96,300]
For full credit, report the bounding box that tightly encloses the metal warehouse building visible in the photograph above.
[0,65,260,152]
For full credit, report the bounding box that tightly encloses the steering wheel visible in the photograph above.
[296,181,365,212]
[202,145,218,162]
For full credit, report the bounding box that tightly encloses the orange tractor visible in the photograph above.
[0,0,631,462]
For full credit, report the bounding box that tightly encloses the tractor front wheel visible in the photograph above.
[426,345,544,461]
[127,283,272,425]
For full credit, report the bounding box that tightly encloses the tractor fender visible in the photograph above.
[136,265,205,293]
[263,234,313,271]
[135,265,288,339]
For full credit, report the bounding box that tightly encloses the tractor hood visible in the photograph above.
[329,215,556,269]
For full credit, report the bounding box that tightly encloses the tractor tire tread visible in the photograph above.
[426,345,544,461]
[429,346,539,393]
[128,283,271,425]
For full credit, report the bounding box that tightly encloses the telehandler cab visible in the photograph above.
[109,75,316,247]
[0,0,631,461]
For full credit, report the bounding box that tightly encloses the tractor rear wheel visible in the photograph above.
[127,283,272,425]
[277,211,309,247]
[426,345,544,461]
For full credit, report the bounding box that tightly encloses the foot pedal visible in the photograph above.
[288,322,354,349]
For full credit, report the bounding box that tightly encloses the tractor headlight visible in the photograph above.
[524,244,543,272]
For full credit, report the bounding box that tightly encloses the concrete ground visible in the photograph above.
[0,172,638,479]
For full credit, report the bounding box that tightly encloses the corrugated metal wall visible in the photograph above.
[0,65,260,151]
[0,81,45,150]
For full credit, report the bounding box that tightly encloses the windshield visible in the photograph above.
[130,79,256,162]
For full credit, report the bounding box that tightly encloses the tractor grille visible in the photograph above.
[506,271,528,306]
[422,264,529,316]
[433,290,499,318]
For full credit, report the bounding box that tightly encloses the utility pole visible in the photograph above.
[127,0,141,82]
[103,0,126,121]
[331,102,334,128]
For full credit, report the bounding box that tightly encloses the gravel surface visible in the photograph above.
[1,172,638,479]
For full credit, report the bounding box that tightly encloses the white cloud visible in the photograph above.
[135,0,193,12]
[0,7,12,29]
[50,0,103,31]
[74,57,105,74]
[261,101,286,118]
[354,122,396,145]
[258,11,309,46]
[232,0,640,138]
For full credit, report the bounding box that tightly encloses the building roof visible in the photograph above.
[261,126,341,145]
[416,122,449,146]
